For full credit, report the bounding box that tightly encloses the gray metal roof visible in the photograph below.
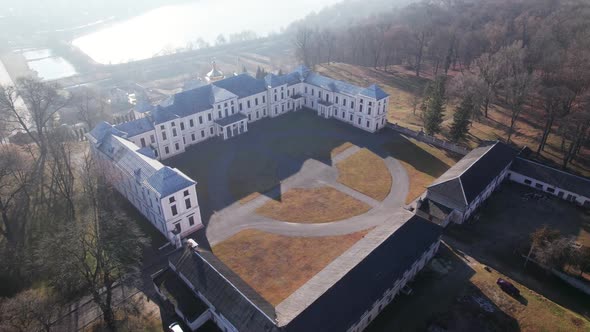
[428,141,518,208]
[169,248,279,332]
[213,74,267,97]
[511,157,590,198]
[115,117,154,137]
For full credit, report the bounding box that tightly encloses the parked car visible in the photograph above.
[496,278,520,296]
[168,322,184,332]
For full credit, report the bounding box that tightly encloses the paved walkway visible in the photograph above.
[206,144,410,246]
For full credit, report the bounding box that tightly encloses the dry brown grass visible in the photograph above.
[469,264,590,332]
[331,142,354,158]
[212,229,370,306]
[316,62,590,177]
[383,137,460,204]
[256,187,371,223]
[336,148,392,201]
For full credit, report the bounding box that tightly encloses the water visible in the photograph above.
[72,0,340,64]
[20,49,78,81]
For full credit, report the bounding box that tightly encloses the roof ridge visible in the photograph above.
[516,157,590,182]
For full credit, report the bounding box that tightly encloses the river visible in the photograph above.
[72,0,340,65]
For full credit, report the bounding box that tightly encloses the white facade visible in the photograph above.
[508,171,590,206]
[112,68,389,161]
[87,124,203,245]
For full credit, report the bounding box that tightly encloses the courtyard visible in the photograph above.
[165,109,459,306]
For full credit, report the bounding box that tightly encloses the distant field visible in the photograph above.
[316,63,590,177]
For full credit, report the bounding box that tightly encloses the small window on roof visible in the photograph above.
[184,190,189,196]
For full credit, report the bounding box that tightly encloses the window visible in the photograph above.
[210,127,214,134]
[160,125,165,130]
[535,183,543,189]
[174,222,181,233]
[180,122,185,130]
[185,198,191,209]
[262,96,266,103]
[546,187,555,193]
[171,205,178,216]
[358,118,361,125]
[274,95,277,102]
[171,122,176,127]
[199,116,203,124]
[255,98,258,106]
[312,88,314,95]
[360,98,364,104]
[319,91,322,98]
[256,111,259,118]
[218,111,222,118]
[369,101,372,106]
[281,92,284,99]
[366,120,370,128]
[189,119,194,127]
[368,108,371,115]
[201,130,205,137]
[188,215,195,226]
[208,113,212,121]
[172,128,177,137]
[343,99,347,106]
[224,102,227,107]
[150,135,155,143]
[351,101,354,109]
[217,105,221,109]
[304,86,308,93]
[169,196,176,203]
[191,133,195,141]
[247,100,251,108]
[164,146,170,154]
[350,114,353,121]
[162,132,167,140]
[335,96,339,104]
[175,143,180,150]
[140,138,146,147]
[360,105,363,112]
[524,179,532,185]
[239,103,243,111]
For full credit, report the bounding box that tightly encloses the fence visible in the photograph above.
[386,123,470,155]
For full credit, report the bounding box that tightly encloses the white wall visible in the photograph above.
[346,239,441,332]
[508,171,589,206]
[160,184,203,238]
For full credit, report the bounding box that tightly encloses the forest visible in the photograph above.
[292,0,590,171]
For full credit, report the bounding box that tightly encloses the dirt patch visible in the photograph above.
[383,137,459,204]
[212,229,370,306]
[336,148,392,201]
[256,187,371,223]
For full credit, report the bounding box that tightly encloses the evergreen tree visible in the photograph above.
[242,65,248,74]
[255,66,261,79]
[422,76,446,135]
[450,94,474,141]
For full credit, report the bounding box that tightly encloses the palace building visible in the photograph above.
[88,65,390,243]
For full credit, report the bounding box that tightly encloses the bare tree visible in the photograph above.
[71,86,111,130]
[0,288,61,332]
[39,155,146,331]
[295,27,314,68]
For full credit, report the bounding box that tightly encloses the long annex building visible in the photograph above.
[88,65,390,244]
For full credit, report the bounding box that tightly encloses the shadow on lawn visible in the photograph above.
[366,244,520,332]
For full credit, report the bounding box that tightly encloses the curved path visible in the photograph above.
[206,145,412,246]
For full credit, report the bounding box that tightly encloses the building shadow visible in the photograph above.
[365,244,520,332]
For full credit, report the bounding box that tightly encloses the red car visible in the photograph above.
[496,278,520,296]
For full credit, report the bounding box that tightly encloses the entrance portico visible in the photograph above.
[214,113,248,140]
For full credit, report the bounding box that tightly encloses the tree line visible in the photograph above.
[0,79,146,331]
[293,0,590,170]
